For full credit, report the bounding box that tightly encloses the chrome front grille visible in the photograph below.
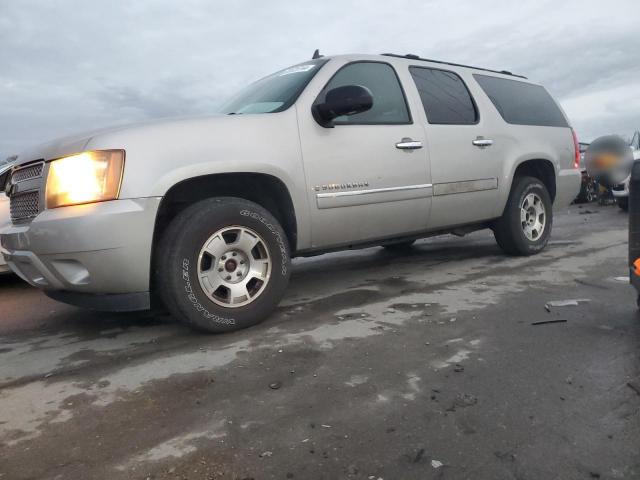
[10,191,40,222]
[11,162,43,183]
[8,160,45,223]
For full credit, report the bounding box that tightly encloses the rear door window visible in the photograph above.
[409,67,478,125]
[473,74,569,127]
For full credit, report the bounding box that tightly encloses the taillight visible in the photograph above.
[571,128,580,169]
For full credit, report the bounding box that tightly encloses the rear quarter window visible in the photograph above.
[473,74,568,128]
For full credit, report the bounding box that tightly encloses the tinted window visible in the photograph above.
[473,74,568,127]
[409,67,478,125]
[315,62,410,124]
[219,59,327,114]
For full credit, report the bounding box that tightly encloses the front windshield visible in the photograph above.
[219,59,327,115]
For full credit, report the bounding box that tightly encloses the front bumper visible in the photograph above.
[0,197,161,302]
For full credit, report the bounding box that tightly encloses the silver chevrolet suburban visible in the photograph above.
[0,53,580,332]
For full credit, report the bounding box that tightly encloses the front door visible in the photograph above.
[297,60,432,249]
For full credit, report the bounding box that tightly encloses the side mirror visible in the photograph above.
[312,85,373,127]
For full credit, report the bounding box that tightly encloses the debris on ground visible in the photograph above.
[574,278,609,290]
[579,209,597,214]
[431,460,443,469]
[494,450,516,462]
[613,276,630,283]
[269,382,282,390]
[627,382,640,396]
[453,364,464,373]
[531,319,568,326]
[446,393,478,412]
[412,448,425,463]
[545,299,591,311]
[259,451,273,458]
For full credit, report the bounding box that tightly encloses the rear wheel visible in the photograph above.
[493,176,553,256]
[156,197,291,333]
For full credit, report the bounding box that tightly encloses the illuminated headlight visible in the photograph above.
[46,150,125,209]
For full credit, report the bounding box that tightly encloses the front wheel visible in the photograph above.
[156,197,291,333]
[493,176,553,256]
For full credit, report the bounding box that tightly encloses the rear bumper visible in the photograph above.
[555,168,581,209]
[0,197,161,304]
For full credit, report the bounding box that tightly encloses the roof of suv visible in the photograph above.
[318,53,528,81]
[381,53,527,79]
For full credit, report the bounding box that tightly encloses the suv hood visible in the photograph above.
[14,115,230,165]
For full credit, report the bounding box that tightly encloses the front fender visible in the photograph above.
[84,109,312,249]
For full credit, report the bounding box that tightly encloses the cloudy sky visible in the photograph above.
[1,0,639,159]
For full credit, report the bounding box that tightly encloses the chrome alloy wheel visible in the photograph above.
[197,226,271,308]
[520,192,546,241]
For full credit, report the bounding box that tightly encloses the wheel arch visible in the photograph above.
[506,158,557,207]
[152,172,297,251]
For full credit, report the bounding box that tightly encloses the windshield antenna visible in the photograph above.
[312,49,322,59]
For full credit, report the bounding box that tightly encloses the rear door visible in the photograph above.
[407,66,503,228]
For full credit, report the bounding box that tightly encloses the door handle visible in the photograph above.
[472,137,494,147]
[396,138,423,150]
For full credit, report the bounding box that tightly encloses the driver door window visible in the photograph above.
[314,62,411,125]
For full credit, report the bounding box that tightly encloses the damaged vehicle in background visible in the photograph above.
[575,141,597,203]
[610,131,640,211]
[0,52,580,332]
[0,156,17,274]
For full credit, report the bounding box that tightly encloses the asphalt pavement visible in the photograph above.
[0,205,639,480]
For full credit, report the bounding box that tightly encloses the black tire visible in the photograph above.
[493,176,553,256]
[617,197,629,212]
[382,240,416,251]
[156,197,291,333]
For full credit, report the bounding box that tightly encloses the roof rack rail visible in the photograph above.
[381,53,527,79]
